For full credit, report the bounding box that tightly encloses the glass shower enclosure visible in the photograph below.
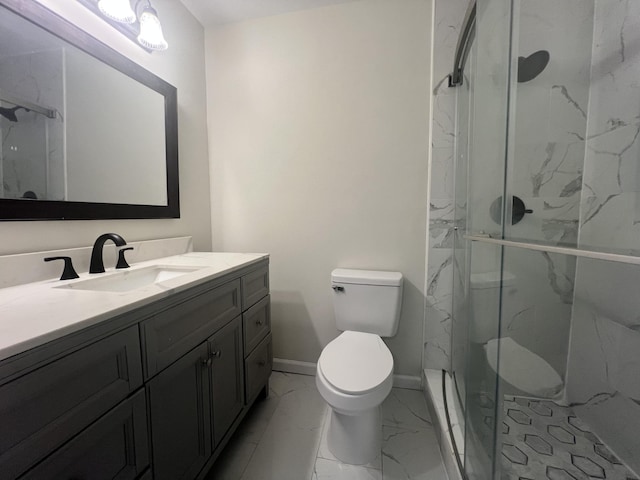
[447,0,640,478]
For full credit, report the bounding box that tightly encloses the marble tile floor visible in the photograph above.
[205,372,449,480]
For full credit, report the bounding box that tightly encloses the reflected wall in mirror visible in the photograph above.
[0,0,179,220]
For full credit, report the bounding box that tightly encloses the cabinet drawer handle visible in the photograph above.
[258,360,266,366]
[202,357,212,367]
[255,319,264,326]
[212,350,222,358]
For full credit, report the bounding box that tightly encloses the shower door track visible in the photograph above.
[466,235,640,266]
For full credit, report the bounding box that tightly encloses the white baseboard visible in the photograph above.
[393,374,422,390]
[272,358,421,390]
[273,358,317,376]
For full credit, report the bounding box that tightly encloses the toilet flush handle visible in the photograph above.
[332,285,344,292]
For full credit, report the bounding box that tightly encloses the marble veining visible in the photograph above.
[207,372,447,480]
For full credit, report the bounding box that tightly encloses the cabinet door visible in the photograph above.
[20,390,148,480]
[147,344,211,480]
[209,316,244,447]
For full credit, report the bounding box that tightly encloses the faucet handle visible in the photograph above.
[44,256,80,281]
[116,247,134,269]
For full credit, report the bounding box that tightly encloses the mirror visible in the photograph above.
[0,0,179,220]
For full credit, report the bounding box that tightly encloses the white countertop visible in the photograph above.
[0,252,268,362]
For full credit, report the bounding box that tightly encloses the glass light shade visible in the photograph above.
[98,0,136,24]
[137,6,168,51]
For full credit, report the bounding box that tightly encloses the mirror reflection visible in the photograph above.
[0,4,167,206]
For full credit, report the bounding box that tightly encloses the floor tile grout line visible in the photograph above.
[238,387,283,480]
[309,406,329,480]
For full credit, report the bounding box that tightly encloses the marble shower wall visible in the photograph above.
[426,0,640,472]
[491,0,594,387]
[564,0,640,473]
[566,259,640,474]
[578,0,640,251]
[424,0,591,377]
[424,0,468,372]
[507,0,594,247]
[0,49,65,201]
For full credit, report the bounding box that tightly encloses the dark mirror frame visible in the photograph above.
[0,0,179,220]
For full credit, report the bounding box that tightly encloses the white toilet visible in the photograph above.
[316,268,403,465]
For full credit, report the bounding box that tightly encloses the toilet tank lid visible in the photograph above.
[331,268,403,286]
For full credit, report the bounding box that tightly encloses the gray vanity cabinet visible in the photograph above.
[0,260,271,480]
[208,316,244,447]
[147,343,211,480]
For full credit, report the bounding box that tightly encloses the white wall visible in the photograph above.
[205,0,432,376]
[0,0,211,254]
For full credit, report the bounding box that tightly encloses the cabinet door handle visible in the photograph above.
[255,319,264,326]
[258,360,266,366]
[202,357,212,367]
[212,350,222,358]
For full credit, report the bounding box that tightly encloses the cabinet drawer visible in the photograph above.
[243,295,271,356]
[142,279,241,378]
[20,390,149,480]
[244,334,272,403]
[241,265,269,310]
[0,326,142,479]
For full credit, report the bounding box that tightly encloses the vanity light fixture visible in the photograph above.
[97,0,136,24]
[137,1,168,51]
[87,0,168,51]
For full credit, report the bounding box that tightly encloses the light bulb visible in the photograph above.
[137,5,168,51]
[97,0,136,24]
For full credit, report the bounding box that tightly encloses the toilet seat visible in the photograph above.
[318,331,393,395]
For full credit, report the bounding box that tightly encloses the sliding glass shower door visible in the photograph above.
[449,0,513,478]
[449,0,640,478]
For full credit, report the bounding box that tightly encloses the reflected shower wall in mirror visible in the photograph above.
[0,0,178,219]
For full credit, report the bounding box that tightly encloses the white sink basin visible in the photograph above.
[58,265,205,293]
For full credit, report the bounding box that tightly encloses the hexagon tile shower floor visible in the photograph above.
[497,396,638,480]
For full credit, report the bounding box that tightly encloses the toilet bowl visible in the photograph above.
[316,330,393,464]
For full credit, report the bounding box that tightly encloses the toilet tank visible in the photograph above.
[331,268,403,337]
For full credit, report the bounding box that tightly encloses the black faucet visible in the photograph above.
[89,233,127,274]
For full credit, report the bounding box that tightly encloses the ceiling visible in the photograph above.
[178,0,361,27]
